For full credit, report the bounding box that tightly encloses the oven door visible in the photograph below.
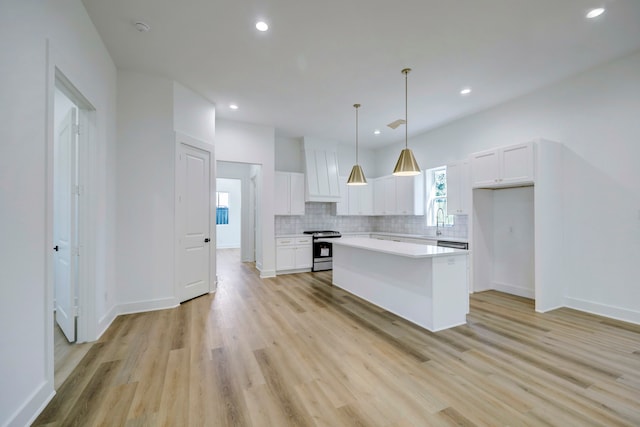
[312,240,333,271]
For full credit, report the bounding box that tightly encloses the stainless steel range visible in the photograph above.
[303,230,342,272]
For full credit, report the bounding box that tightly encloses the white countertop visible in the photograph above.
[332,237,468,259]
[277,232,468,243]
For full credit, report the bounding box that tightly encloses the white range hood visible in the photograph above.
[303,137,341,202]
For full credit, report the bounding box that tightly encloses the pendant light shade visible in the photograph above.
[393,68,421,176]
[347,103,368,185]
[347,164,367,185]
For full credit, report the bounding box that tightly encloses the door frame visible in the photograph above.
[45,42,98,389]
[174,133,217,300]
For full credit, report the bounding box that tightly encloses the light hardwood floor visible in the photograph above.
[54,317,93,390]
[35,249,640,426]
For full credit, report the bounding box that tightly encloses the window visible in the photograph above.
[426,166,454,227]
[216,191,229,225]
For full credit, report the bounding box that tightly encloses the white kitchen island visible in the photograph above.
[332,237,469,332]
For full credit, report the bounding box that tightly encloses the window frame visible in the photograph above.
[425,166,454,227]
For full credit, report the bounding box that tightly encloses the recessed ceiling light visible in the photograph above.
[256,21,269,32]
[460,87,472,95]
[374,130,381,135]
[229,104,239,110]
[134,21,150,32]
[586,7,605,19]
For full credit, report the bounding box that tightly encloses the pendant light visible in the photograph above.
[392,68,421,176]
[347,103,367,185]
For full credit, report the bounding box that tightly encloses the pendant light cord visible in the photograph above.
[354,103,360,164]
[403,68,411,150]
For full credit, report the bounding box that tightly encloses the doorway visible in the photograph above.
[216,161,261,274]
[50,70,96,388]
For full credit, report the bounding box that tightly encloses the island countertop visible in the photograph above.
[333,237,467,259]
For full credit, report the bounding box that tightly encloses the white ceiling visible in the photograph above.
[82,0,640,148]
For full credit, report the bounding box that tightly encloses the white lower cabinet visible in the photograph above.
[276,236,312,273]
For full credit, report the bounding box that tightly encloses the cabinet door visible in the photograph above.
[289,173,306,215]
[274,172,290,215]
[348,185,373,215]
[471,149,500,188]
[357,184,373,215]
[501,142,534,185]
[446,161,469,215]
[276,246,296,270]
[372,178,386,215]
[336,176,349,215]
[295,245,313,269]
[383,176,397,215]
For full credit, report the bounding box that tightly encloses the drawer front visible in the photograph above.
[295,237,312,245]
[276,238,295,246]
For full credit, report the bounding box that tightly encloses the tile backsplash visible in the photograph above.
[275,202,468,240]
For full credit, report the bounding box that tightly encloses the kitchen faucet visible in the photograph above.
[436,207,445,236]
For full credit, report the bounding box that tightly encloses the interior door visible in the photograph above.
[54,107,77,342]
[177,143,211,302]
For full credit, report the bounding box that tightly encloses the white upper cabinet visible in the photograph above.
[336,177,349,216]
[337,176,373,216]
[274,171,305,215]
[446,161,470,215]
[470,142,535,188]
[373,176,396,215]
[349,183,373,215]
[373,174,424,216]
[303,138,341,202]
[396,175,424,215]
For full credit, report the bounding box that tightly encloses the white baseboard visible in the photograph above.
[118,297,179,316]
[492,281,534,299]
[217,244,240,249]
[259,269,276,279]
[4,381,54,427]
[96,304,119,341]
[565,297,640,325]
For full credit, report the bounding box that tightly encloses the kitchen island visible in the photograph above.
[332,237,469,332]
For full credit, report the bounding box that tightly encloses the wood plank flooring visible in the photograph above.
[34,249,640,426]
[54,316,93,390]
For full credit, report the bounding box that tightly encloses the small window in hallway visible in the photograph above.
[216,191,229,225]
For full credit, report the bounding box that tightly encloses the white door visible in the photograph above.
[54,107,78,342]
[177,143,211,302]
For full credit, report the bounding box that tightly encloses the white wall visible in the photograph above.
[0,0,118,425]
[275,137,304,172]
[117,74,216,313]
[116,72,176,311]
[274,136,377,179]
[492,187,535,298]
[337,143,376,178]
[215,119,276,277]
[376,50,640,323]
[216,178,242,249]
[173,82,216,143]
